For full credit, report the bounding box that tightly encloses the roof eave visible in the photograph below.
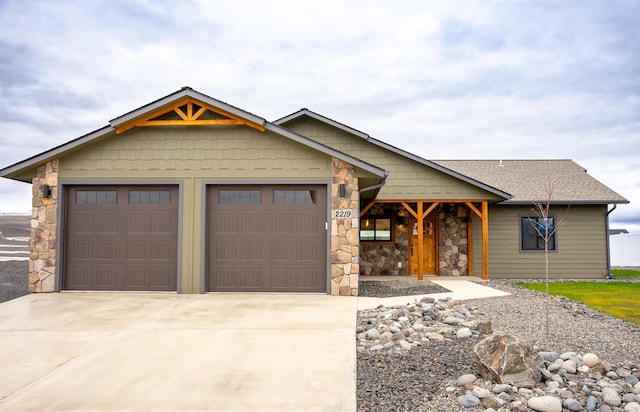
[0,125,115,180]
[274,109,370,140]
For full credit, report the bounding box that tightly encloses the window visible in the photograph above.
[129,190,171,204]
[274,190,316,204]
[360,217,392,241]
[219,190,261,204]
[520,216,556,251]
[76,190,116,205]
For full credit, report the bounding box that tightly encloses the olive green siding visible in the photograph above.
[283,118,503,201]
[58,125,340,293]
[472,205,608,278]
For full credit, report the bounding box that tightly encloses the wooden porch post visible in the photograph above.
[467,209,473,276]
[417,201,424,280]
[481,200,489,281]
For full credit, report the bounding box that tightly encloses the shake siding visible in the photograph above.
[284,118,502,201]
[59,127,332,179]
[472,205,608,279]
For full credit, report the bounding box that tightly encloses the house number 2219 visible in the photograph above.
[335,210,352,218]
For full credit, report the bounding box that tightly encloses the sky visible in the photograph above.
[1,0,639,231]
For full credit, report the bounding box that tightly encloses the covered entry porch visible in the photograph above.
[359,200,490,280]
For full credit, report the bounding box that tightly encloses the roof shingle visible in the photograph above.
[432,160,628,204]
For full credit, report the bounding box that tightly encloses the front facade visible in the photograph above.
[1,88,628,295]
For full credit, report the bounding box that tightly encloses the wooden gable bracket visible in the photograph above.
[115,98,266,134]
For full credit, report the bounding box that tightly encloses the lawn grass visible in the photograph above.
[611,268,640,278]
[518,282,640,326]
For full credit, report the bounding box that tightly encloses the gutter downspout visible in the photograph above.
[605,204,617,279]
[358,174,389,215]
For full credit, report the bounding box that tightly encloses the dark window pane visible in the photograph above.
[375,218,391,241]
[239,190,251,204]
[285,190,295,204]
[86,191,97,204]
[159,191,170,204]
[140,191,150,204]
[219,190,230,204]
[150,191,160,204]
[521,217,557,251]
[78,190,116,205]
[360,217,392,241]
[274,190,284,204]
[130,191,139,204]
[219,190,260,204]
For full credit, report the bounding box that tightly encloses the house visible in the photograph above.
[0,88,628,296]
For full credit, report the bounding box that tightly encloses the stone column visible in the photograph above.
[29,159,59,292]
[330,158,359,296]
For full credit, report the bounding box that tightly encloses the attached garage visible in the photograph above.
[206,184,327,292]
[63,185,179,291]
[1,88,387,295]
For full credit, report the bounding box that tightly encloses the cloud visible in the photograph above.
[0,0,638,229]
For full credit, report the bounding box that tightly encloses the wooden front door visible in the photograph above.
[409,216,437,275]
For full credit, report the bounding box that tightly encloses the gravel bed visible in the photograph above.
[359,279,450,297]
[357,278,640,411]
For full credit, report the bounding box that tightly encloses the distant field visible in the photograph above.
[0,215,30,238]
[518,282,640,325]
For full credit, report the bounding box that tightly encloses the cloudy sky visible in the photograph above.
[1,0,639,230]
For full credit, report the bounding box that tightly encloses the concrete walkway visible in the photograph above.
[1,293,358,411]
[358,278,511,310]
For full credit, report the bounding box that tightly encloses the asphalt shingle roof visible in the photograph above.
[432,160,628,204]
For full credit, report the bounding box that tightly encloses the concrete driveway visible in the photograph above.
[0,293,357,411]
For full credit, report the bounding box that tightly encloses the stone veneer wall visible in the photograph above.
[29,159,59,292]
[438,204,469,276]
[330,158,360,296]
[359,203,409,276]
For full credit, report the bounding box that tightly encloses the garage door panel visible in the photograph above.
[96,268,117,288]
[207,185,327,293]
[64,185,178,291]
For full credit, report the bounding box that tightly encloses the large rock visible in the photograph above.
[473,332,543,388]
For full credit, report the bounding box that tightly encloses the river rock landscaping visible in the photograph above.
[357,279,640,411]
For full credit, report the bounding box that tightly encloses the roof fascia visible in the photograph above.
[110,87,267,128]
[275,109,511,200]
[264,123,387,178]
[274,109,370,139]
[0,125,114,178]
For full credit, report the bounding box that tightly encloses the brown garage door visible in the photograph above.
[64,185,179,291]
[207,185,327,292]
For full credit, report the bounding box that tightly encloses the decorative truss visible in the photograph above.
[115,98,265,134]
